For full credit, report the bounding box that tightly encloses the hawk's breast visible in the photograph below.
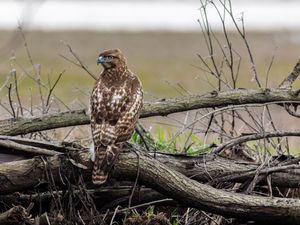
[103,86,128,118]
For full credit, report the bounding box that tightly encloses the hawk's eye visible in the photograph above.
[97,55,114,64]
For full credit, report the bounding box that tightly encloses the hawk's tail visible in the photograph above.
[92,143,122,185]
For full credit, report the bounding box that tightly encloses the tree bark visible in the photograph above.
[1,148,300,224]
[0,88,299,136]
[1,148,300,192]
[2,149,300,194]
[0,205,29,225]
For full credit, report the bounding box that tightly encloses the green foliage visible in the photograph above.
[155,126,213,155]
[130,131,143,145]
[131,126,211,155]
[171,217,180,225]
[147,205,155,217]
[156,126,177,153]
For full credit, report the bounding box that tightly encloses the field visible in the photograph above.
[1,30,300,99]
[0,30,300,151]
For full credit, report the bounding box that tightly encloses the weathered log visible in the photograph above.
[1,148,300,224]
[1,148,300,194]
[1,147,300,192]
[0,89,300,136]
[0,205,29,225]
[0,186,166,210]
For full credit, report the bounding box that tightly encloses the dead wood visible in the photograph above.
[0,185,168,212]
[0,135,80,157]
[213,130,300,154]
[1,147,300,224]
[0,205,30,225]
[1,145,300,192]
[1,89,300,136]
[0,139,60,156]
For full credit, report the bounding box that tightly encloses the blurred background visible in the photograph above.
[1,0,300,99]
[1,0,300,150]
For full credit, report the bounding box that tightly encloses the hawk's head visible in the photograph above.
[97,49,127,70]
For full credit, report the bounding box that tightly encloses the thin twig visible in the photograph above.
[18,26,38,77]
[11,69,23,116]
[0,139,60,156]
[7,84,16,118]
[119,199,173,213]
[211,164,300,184]
[265,53,276,88]
[109,206,120,225]
[134,123,156,152]
[127,149,141,209]
[279,59,300,89]
[60,42,97,80]
[45,70,65,109]
[170,100,300,147]
[213,130,300,154]
[218,0,261,87]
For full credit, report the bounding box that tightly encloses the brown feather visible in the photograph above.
[91,49,143,185]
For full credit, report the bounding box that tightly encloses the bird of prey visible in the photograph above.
[90,49,143,184]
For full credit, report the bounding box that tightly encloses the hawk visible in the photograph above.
[90,49,143,185]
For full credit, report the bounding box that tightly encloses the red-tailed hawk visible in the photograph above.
[90,49,143,184]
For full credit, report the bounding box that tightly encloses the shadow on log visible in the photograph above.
[0,205,29,225]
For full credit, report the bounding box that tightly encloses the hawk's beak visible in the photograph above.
[97,56,105,65]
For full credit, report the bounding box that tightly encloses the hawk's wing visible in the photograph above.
[115,79,143,142]
[90,80,106,147]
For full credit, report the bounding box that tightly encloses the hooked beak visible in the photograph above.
[97,56,105,65]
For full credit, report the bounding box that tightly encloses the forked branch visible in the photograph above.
[279,59,300,89]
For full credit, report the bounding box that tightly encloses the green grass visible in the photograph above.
[131,126,211,155]
[131,126,300,156]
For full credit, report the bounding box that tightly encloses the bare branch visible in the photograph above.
[211,163,300,184]
[7,83,16,118]
[279,59,300,89]
[217,0,261,87]
[11,69,23,116]
[18,26,37,77]
[0,89,300,136]
[60,42,97,80]
[0,139,60,156]
[45,70,65,109]
[213,130,300,154]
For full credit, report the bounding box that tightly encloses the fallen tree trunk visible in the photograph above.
[0,185,170,212]
[0,88,300,136]
[1,148,300,224]
[2,147,300,194]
